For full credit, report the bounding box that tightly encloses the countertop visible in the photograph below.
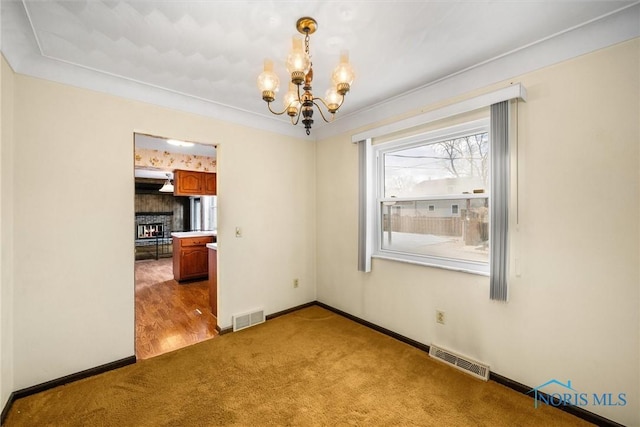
[206,243,218,250]
[171,231,217,238]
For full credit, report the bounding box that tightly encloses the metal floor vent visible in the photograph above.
[429,344,490,381]
[232,308,265,332]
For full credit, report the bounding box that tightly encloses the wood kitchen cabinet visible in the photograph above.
[203,173,217,195]
[172,235,215,281]
[208,246,217,317]
[173,170,216,196]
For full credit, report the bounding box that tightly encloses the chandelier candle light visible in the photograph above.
[257,17,355,135]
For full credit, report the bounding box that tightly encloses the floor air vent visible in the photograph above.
[429,344,490,381]
[232,308,265,332]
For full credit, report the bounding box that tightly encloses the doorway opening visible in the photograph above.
[133,132,218,360]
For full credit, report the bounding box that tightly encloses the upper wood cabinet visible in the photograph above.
[174,170,216,196]
[203,173,217,195]
[174,170,202,194]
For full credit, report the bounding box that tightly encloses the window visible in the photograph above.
[373,119,490,275]
[357,86,523,298]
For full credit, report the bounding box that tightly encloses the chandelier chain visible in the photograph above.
[305,32,310,56]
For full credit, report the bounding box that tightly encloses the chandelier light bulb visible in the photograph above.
[283,83,301,116]
[257,59,280,102]
[325,87,341,113]
[332,51,355,95]
[286,36,310,85]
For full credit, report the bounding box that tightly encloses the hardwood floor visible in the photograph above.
[135,257,218,360]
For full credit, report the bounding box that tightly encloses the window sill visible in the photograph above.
[372,252,489,276]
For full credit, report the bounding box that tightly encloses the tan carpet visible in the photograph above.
[5,306,591,426]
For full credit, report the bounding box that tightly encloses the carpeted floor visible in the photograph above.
[5,306,591,426]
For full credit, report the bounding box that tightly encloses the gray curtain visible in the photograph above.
[490,101,509,301]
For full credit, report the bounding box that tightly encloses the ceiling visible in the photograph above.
[2,1,638,139]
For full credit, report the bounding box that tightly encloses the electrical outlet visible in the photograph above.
[293,278,299,288]
[436,310,445,325]
[235,227,242,238]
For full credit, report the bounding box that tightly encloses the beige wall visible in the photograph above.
[8,72,316,389]
[1,55,16,410]
[316,39,639,426]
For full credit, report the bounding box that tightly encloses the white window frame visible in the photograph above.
[371,119,490,275]
[356,84,526,282]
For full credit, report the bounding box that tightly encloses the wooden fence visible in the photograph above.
[382,214,488,245]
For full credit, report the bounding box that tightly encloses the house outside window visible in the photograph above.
[373,119,490,274]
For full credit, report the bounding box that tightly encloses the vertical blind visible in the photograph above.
[489,101,510,301]
[357,138,372,273]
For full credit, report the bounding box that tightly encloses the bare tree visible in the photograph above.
[433,132,488,185]
[434,139,463,177]
[464,133,489,186]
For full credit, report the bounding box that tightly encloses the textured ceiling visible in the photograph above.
[2,1,638,136]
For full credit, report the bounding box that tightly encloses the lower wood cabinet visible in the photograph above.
[172,236,215,281]
[208,246,217,318]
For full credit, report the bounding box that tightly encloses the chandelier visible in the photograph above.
[257,17,355,135]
